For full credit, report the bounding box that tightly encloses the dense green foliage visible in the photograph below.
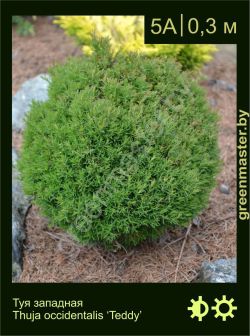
[19,39,220,247]
[12,16,35,36]
[54,16,216,70]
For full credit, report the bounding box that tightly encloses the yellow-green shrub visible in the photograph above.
[54,16,216,70]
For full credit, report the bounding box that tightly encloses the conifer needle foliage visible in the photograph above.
[54,16,216,70]
[19,39,220,247]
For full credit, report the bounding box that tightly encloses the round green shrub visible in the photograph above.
[19,39,220,247]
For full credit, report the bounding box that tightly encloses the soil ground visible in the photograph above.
[12,17,236,283]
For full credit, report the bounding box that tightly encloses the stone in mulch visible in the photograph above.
[12,74,50,132]
[12,74,51,281]
[12,149,31,282]
[207,79,236,92]
[196,258,236,283]
[220,183,230,195]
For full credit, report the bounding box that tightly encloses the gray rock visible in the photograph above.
[226,83,236,92]
[12,151,31,281]
[12,148,18,166]
[197,258,236,283]
[192,216,202,227]
[207,79,236,92]
[220,183,230,194]
[12,74,50,132]
[207,79,219,86]
[12,74,48,279]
